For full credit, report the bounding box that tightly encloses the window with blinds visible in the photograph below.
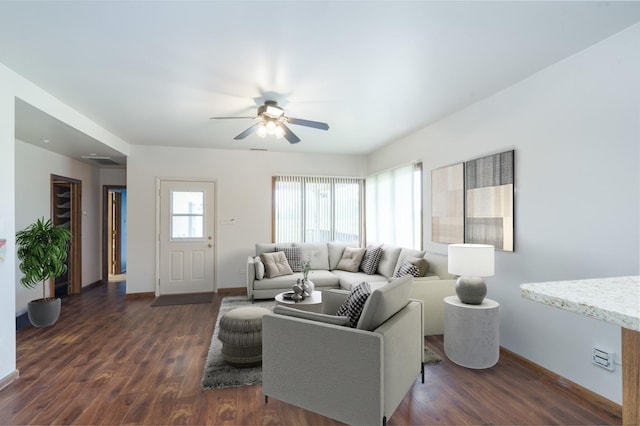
[273,175,364,244]
[366,162,422,249]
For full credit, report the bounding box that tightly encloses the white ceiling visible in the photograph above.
[2,1,640,166]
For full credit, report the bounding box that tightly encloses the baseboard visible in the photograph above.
[500,347,622,418]
[217,287,247,295]
[125,292,154,300]
[0,370,19,392]
[15,312,29,331]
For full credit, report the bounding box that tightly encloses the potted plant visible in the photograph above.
[16,217,71,327]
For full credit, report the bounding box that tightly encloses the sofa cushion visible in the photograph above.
[274,305,350,326]
[336,247,366,272]
[276,246,303,272]
[393,248,426,277]
[376,244,402,278]
[260,251,294,278]
[360,245,383,275]
[331,270,388,290]
[294,243,330,270]
[256,243,285,256]
[254,256,265,280]
[357,275,412,331]
[393,261,421,278]
[337,282,372,327]
[404,256,429,277]
[327,242,358,270]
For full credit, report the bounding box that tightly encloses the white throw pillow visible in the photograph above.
[254,256,265,280]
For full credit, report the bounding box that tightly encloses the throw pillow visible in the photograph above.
[393,261,421,278]
[336,282,371,327]
[276,246,303,272]
[360,245,383,275]
[336,247,366,272]
[404,256,429,277]
[260,251,294,278]
[254,256,265,280]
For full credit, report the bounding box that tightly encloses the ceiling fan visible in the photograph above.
[210,100,329,144]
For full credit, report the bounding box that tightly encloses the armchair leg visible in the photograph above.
[421,362,425,383]
[383,415,387,426]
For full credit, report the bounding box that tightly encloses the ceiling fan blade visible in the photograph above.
[210,116,255,119]
[286,117,329,130]
[281,124,301,144]
[234,123,260,140]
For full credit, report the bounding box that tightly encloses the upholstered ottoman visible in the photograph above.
[218,306,271,367]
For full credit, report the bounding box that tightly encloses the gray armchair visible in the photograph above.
[262,275,424,426]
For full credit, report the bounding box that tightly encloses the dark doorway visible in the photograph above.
[50,175,82,297]
[102,185,127,283]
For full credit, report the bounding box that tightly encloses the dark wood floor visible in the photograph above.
[0,281,621,425]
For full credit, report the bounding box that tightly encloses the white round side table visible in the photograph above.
[443,295,500,369]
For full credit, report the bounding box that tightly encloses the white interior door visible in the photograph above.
[159,180,215,295]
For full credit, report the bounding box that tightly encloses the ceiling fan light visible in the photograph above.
[265,105,284,117]
[265,120,277,133]
[274,125,285,139]
[256,124,268,138]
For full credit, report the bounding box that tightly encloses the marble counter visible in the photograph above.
[520,275,640,331]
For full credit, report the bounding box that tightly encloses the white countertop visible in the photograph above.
[520,276,640,331]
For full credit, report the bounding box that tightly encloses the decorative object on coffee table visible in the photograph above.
[448,243,494,305]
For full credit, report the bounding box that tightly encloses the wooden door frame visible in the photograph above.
[50,174,82,296]
[102,185,126,283]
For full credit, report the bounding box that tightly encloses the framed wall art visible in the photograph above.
[464,150,514,251]
[431,163,464,244]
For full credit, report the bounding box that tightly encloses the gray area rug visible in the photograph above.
[201,295,441,390]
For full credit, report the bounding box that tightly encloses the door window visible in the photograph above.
[171,190,204,239]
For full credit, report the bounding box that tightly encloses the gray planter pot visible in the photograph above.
[28,298,61,327]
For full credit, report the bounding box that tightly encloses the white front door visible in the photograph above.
[159,180,215,295]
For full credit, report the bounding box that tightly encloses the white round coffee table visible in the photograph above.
[275,290,323,313]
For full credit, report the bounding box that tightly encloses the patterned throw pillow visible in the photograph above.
[276,246,302,272]
[393,261,421,278]
[336,282,372,327]
[360,246,383,275]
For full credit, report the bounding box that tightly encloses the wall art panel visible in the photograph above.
[465,150,514,251]
[431,163,464,244]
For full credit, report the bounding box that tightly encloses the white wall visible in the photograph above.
[368,23,640,404]
[14,140,105,315]
[0,60,130,388]
[0,68,17,388]
[126,146,366,294]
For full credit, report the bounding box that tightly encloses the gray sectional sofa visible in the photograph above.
[246,242,457,335]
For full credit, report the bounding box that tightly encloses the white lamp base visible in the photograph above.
[455,276,487,305]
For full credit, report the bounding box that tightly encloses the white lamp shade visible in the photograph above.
[448,244,495,277]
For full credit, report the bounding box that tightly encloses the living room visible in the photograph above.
[1,2,639,424]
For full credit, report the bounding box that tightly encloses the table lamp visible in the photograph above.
[448,243,495,305]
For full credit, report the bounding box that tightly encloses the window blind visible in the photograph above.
[273,175,364,244]
[365,162,422,249]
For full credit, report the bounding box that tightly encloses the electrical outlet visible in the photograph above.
[592,347,615,371]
